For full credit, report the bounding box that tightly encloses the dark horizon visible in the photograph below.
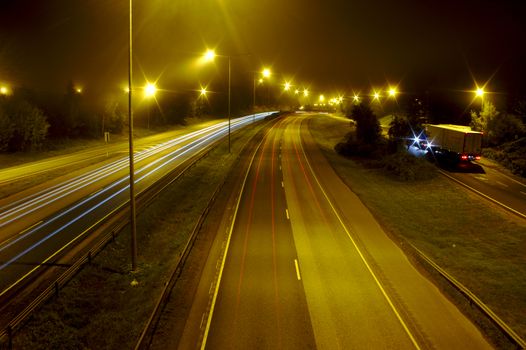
[1,0,525,108]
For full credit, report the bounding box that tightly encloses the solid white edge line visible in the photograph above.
[200,135,267,350]
[298,117,422,350]
[294,258,301,280]
[439,170,526,220]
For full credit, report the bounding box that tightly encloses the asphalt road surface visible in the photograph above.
[0,113,273,303]
[199,114,491,349]
[441,159,526,218]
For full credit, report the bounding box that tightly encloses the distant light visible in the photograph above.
[262,68,271,78]
[319,94,325,102]
[295,89,300,94]
[200,87,208,96]
[475,87,484,97]
[388,87,397,97]
[373,91,380,100]
[0,86,8,95]
[75,87,82,93]
[124,87,130,93]
[284,81,291,91]
[258,78,264,83]
[145,83,157,97]
[353,94,360,102]
[303,89,309,97]
[204,49,216,62]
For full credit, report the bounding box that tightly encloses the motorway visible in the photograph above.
[441,159,526,218]
[0,113,274,306]
[196,114,492,349]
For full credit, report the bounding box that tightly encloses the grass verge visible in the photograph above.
[11,119,270,349]
[309,114,526,344]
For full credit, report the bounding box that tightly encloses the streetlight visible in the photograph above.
[144,82,157,129]
[202,49,234,153]
[0,86,8,96]
[388,87,397,97]
[144,82,157,97]
[475,87,485,98]
[128,0,138,274]
[283,81,292,91]
[253,67,271,116]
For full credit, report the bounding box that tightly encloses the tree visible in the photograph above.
[388,115,411,141]
[487,113,525,145]
[0,100,14,151]
[350,100,381,144]
[102,101,125,134]
[10,99,50,151]
[470,100,498,133]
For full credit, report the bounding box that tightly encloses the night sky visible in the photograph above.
[1,0,525,102]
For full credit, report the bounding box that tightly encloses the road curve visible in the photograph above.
[199,113,491,349]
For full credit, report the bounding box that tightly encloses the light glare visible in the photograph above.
[204,49,216,62]
[145,83,157,97]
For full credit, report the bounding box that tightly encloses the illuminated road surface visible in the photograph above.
[444,160,526,217]
[0,113,274,302]
[200,114,491,349]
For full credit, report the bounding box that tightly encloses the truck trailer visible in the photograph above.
[425,124,483,162]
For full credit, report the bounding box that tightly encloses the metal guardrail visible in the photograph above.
[134,116,277,350]
[409,242,526,349]
[0,131,217,350]
[134,175,223,350]
[0,112,279,349]
[438,169,526,220]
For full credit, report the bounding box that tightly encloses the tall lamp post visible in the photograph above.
[128,0,138,273]
[253,68,271,119]
[203,49,234,153]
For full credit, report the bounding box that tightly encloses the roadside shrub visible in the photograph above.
[335,132,383,158]
[380,151,437,181]
[483,137,526,177]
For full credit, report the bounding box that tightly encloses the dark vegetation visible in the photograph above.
[471,100,526,176]
[0,81,245,153]
[336,97,436,181]
[336,92,526,178]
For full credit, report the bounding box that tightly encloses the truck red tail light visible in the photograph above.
[461,154,468,160]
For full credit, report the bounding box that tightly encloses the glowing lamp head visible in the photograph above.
[0,86,8,95]
[388,88,397,97]
[476,88,484,97]
[303,89,309,97]
[262,68,271,78]
[373,92,380,100]
[204,49,216,62]
[284,82,291,91]
[200,88,207,96]
[145,83,157,97]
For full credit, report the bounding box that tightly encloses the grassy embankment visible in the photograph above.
[12,118,271,349]
[309,114,526,344]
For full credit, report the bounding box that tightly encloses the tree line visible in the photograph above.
[0,82,215,153]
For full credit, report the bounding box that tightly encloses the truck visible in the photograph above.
[425,124,483,162]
